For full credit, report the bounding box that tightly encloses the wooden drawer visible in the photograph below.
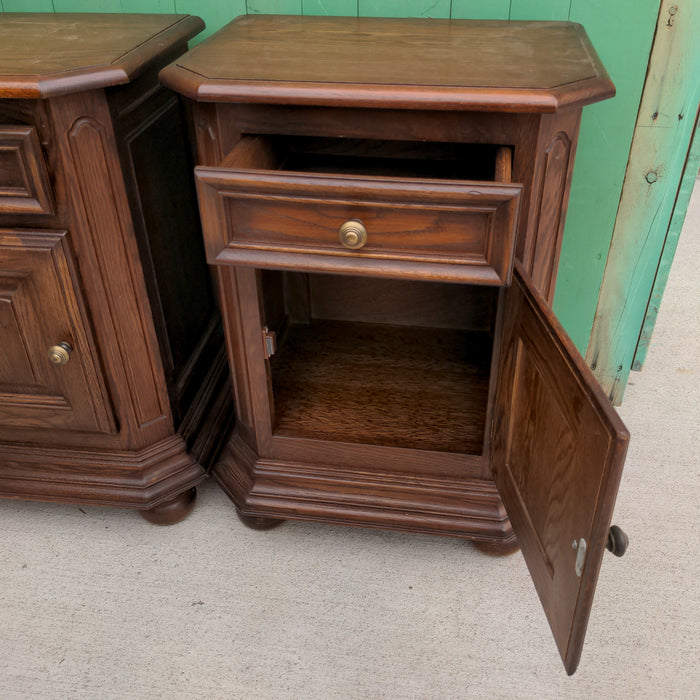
[196,136,522,285]
[0,125,54,215]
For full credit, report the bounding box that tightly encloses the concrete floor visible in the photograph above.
[1,184,698,698]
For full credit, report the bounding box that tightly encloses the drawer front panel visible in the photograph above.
[196,168,522,285]
[0,126,54,215]
[0,229,115,434]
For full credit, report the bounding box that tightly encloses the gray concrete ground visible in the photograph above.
[1,183,698,698]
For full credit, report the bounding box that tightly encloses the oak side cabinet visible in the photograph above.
[0,14,232,524]
[162,15,630,673]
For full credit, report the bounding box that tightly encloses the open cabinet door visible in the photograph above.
[492,261,629,674]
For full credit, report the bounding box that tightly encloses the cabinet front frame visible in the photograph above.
[192,101,583,492]
[215,263,491,481]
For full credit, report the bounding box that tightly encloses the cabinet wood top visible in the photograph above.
[0,13,204,99]
[160,15,614,112]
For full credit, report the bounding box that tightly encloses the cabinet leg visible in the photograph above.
[472,538,520,557]
[140,488,197,526]
[236,509,286,531]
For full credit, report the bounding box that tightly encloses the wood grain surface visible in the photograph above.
[270,320,492,453]
[0,13,203,98]
[160,15,614,112]
[0,229,114,434]
[196,135,521,285]
[215,430,514,542]
[492,261,629,674]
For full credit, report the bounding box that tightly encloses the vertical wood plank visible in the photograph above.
[552,0,659,351]
[451,1,510,19]
[247,0,303,14]
[633,116,700,370]
[2,0,55,10]
[584,0,700,403]
[52,0,122,11]
[120,1,176,12]
[174,1,247,42]
[302,0,357,15]
[509,0,570,20]
[358,0,450,18]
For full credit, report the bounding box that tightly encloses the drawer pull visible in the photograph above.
[339,220,367,250]
[606,525,629,557]
[48,342,72,365]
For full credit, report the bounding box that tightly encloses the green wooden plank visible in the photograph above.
[2,0,54,11]
[583,0,700,403]
[302,0,357,15]
[247,0,303,14]
[509,0,570,20]
[633,116,700,371]
[121,1,176,12]
[507,0,632,385]
[53,0,122,11]
[451,1,510,19]
[552,0,659,352]
[358,1,450,18]
[173,1,246,42]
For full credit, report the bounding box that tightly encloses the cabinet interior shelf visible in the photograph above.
[270,319,492,454]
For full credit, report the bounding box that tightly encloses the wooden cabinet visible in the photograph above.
[161,15,628,672]
[0,14,232,522]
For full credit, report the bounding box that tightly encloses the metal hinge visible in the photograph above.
[262,326,277,359]
[573,538,587,577]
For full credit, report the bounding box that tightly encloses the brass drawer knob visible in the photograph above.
[48,342,72,365]
[339,219,367,249]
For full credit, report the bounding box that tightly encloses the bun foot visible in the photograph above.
[472,537,520,557]
[141,488,197,525]
[236,510,286,531]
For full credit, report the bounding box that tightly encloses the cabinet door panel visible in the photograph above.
[0,229,115,434]
[492,261,628,674]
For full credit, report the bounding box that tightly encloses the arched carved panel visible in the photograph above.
[531,131,572,297]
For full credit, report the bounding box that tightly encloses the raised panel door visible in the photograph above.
[0,229,115,434]
[492,261,629,674]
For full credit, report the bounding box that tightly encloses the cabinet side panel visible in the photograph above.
[49,91,172,445]
[516,109,581,302]
[110,86,218,423]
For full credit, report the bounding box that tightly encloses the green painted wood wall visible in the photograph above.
[0,1,663,379]
[585,0,700,403]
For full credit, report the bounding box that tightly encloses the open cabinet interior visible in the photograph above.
[260,271,499,454]
[226,135,513,183]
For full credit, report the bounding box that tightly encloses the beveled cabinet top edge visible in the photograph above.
[0,14,204,99]
[160,15,614,113]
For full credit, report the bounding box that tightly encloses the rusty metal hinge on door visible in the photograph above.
[262,326,277,359]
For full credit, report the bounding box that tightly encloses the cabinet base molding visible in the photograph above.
[0,436,205,510]
[213,431,515,543]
